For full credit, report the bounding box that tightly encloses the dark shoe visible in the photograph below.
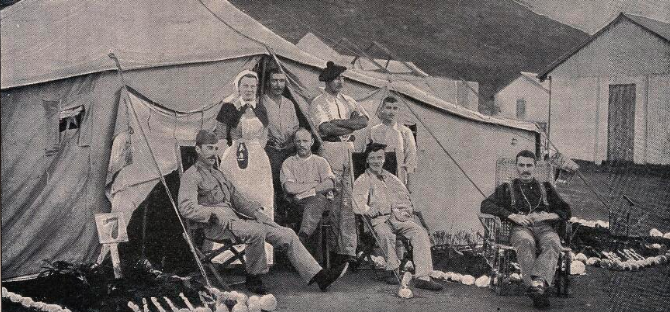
[531,293,551,310]
[245,274,268,295]
[309,262,349,292]
[414,278,443,291]
[384,270,399,285]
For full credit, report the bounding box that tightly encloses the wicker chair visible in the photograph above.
[479,158,571,296]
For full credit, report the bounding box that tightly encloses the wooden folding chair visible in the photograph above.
[479,158,571,296]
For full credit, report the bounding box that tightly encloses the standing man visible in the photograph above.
[367,96,417,190]
[352,143,442,290]
[178,130,348,294]
[262,69,300,223]
[280,128,336,243]
[481,150,571,309]
[310,61,369,265]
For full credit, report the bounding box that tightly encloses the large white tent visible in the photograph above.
[1,0,538,279]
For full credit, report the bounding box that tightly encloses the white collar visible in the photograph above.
[234,97,257,110]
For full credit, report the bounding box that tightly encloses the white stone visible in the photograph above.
[247,302,261,312]
[397,287,413,299]
[664,232,670,239]
[231,302,248,312]
[574,253,588,262]
[650,229,663,237]
[461,275,475,285]
[430,270,443,280]
[570,261,586,275]
[259,294,277,311]
[215,304,230,312]
[586,257,600,265]
[474,276,490,287]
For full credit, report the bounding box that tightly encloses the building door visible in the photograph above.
[607,84,635,162]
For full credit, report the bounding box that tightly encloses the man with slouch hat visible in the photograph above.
[309,61,369,265]
[178,130,348,294]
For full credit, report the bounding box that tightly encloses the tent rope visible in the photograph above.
[338,39,489,197]
[108,53,213,288]
[535,123,613,213]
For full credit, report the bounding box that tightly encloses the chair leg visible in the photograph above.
[206,262,231,290]
[492,249,505,295]
[555,250,571,297]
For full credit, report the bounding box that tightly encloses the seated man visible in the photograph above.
[352,143,443,291]
[480,150,571,309]
[280,128,336,244]
[178,130,348,294]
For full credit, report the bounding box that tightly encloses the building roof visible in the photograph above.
[538,13,670,80]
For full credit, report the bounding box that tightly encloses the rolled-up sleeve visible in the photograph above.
[309,98,330,127]
[178,170,213,223]
[280,159,296,186]
[317,157,336,182]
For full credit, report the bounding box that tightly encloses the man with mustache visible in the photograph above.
[178,130,348,294]
[280,128,336,245]
[481,150,571,309]
[262,69,300,223]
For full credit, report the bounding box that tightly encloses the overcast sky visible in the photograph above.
[514,0,670,34]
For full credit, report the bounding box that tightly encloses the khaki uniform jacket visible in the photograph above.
[178,158,262,229]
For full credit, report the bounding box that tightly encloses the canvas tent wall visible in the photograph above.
[538,13,670,165]
[1,0,538,279]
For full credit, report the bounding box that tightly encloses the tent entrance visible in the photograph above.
[607,84,636,162]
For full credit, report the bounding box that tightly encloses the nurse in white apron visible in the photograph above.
[214,69,274,263]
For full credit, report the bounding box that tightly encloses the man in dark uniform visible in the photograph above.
[481,150,571,309]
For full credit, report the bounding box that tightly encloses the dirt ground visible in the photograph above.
[224,262,669,312]
[3,164,669,312]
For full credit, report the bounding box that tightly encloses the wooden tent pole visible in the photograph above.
[108,53,213,288]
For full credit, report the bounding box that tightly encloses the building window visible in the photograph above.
[516,99,526,119]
